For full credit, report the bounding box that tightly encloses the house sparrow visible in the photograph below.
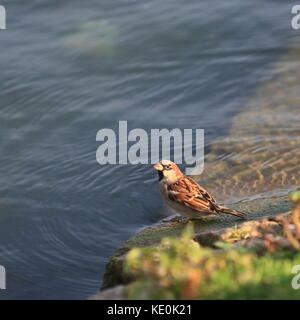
[153,160,246,221]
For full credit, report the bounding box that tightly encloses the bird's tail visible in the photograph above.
[218,206,247,219]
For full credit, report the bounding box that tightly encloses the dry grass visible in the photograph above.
[282,190,300,250]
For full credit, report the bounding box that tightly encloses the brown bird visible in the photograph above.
[153,160,246,221]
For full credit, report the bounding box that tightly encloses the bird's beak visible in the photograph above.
[153,163,164,171]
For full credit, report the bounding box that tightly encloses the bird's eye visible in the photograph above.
[164,165,172,170]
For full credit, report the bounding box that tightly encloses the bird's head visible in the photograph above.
[153,160,183,184]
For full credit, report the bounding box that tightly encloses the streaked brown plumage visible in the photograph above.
[153,160,246,220]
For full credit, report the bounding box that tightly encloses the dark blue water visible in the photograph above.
[0,0,295,299]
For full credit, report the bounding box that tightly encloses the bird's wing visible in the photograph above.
[167,176,220,214]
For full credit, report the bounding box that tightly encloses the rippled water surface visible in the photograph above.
[0,0,296,299]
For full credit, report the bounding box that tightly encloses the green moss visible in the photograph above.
[124,223,300,300]
[290,189,300,203]
[101,194,292,290]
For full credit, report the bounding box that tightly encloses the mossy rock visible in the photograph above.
[101,194,291,290]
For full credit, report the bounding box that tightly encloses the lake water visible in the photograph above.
[0,0,296,299]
